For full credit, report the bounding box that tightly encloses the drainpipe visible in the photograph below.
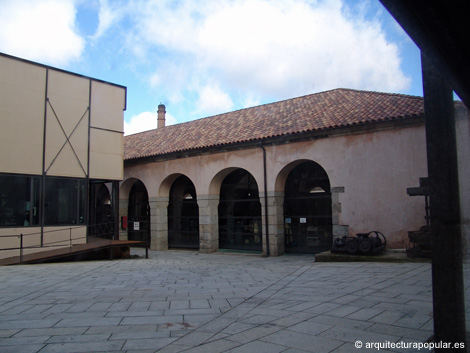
[259,143,270,257]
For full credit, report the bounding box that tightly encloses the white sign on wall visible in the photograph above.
[134,222,140,230]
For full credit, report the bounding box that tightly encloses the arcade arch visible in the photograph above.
[281,160,332,254]
[218,168,262,251]
[89,183,113,238]
[125,179,151,245]
[121,159,340,255]
[168,175,199,249]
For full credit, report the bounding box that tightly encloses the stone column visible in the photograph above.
[149,197,169,251]
[331,187,348,241]
[263,191,285,256]
[198,195,219,253]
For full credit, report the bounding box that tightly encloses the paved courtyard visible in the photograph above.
[0,250,433,353]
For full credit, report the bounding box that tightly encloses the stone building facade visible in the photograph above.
[121,88,469,256]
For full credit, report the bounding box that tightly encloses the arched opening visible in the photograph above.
[284,161,332,253]
[89,183,114,238]
[168,175,199,249]
[218,169,262,251]
[128,180,150,246]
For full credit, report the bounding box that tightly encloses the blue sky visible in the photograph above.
[0,0,423,135]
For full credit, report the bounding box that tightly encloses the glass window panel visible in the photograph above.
[0,174,39,227]
[44,178,86,226]
[31,178,40,226]
[79,180,86,225]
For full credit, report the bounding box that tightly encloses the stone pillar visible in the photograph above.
[263,191,285,256]
[119,199,129,241]
[331,187,348,241]
[149,197,169,251]
[259,193,268,256]
[198,195,219,253]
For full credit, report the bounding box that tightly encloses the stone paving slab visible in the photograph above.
[0,249,434,352]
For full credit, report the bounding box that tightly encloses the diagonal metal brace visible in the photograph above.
[45,98,89,176]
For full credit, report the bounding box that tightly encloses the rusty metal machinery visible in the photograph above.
[331,231,386,255]
[406,177,431,258]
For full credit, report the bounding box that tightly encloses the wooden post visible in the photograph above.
[422,53,466,350]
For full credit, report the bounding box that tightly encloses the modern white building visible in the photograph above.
[0,53,126,260]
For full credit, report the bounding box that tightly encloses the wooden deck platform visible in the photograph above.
[0,238,148,266]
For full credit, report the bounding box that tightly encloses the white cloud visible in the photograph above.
[89,0,126,42]
[130,0,215,52]
[196,0,410,95]
[126,0,410,109]
[243,95,262,109]
[124,110,177,135]
[195,84,234,116]
[0,0,85,66]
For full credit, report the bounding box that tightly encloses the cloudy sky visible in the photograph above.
[0,0,423,135]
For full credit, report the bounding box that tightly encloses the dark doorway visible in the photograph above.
[168,175,199,249]
[89,183,114,239]
[219,169,262,251]
[128,180,150,245]
[284,161,332,254]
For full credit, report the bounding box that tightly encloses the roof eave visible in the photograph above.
[124,115,424,166]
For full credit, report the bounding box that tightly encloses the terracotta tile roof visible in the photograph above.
[124,88,424,160]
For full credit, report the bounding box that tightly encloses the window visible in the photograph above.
[0,174,40,227]
[44,178,86,226]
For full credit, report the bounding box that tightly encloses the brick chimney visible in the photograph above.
[157,103,166,128]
